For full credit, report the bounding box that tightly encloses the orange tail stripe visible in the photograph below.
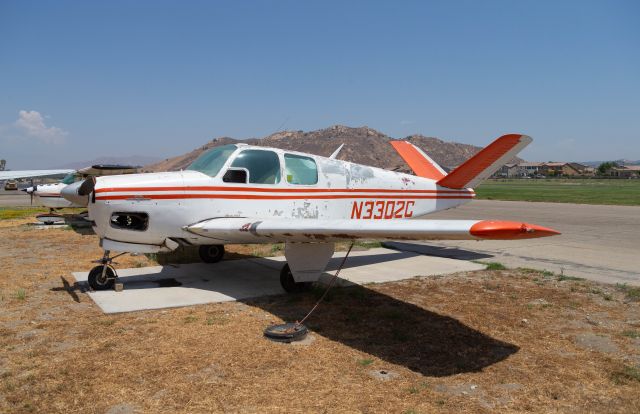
[438,134,523,189]
[390,141,445,180]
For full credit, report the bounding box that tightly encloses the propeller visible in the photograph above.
[21,179,37,205]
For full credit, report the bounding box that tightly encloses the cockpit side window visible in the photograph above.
[186,144,238,177]
[284,154,318,185]
[229,150,281,184]
[61,173,78,185]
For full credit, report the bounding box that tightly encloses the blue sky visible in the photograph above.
[1,0,638,168]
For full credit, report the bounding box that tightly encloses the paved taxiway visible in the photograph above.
[0,189,30,206]
[395,200,640,286]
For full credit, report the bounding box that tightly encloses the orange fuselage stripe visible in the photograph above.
[95,186,470,194]
[95,194,474,201]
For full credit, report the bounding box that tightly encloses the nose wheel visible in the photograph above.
[88,265,116,290]
[88,250,124,291]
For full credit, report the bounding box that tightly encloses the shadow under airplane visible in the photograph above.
[384,241,494,261]
[242,284,518,377]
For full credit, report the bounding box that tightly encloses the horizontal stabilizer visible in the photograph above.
[390,141,446,180]
[186,217,559,243]
[438,134,531,189]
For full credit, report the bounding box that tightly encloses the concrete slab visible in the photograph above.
[72,247,483,314]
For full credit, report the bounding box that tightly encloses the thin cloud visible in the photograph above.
[14,110,68,144]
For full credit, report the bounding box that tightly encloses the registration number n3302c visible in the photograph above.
[350,200,415,219]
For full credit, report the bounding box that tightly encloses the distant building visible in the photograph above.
[517,162,544,177]
[491,161,597,178]
[611,165,640,178]
[494,163,519,178]
[0,159,5,171]
[543,162,588,176]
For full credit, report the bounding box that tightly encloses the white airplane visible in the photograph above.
[63,134,560,291]
[1,165,140,223]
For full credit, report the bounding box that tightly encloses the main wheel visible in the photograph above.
[280,263,313,293]
[88,265,116,291]
[198,245,225,263]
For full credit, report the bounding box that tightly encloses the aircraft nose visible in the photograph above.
[61,180,90,206]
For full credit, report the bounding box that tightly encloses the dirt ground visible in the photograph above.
[1,215,639,413]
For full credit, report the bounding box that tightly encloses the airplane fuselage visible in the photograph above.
[88,144,474,252]
[31,183,78,209]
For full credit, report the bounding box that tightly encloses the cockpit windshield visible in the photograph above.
[186,144,238,177]
[61,173,77,185]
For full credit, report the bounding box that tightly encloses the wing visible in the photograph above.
[186,217,559,243]
[0,169,75,180]
[77,165,141,176]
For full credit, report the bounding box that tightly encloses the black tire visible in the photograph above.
[88,265,116,291]
[279,263,313,293]
[198,245,225,263]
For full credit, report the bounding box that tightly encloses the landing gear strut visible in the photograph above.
[198,244,225,263]
[280,263,314,293]
[88,250,125,291]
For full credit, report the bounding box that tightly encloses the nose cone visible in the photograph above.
[22,186,37,194]
[61,181,89,206]
[470,220,561,240]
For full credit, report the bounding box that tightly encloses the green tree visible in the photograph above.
[597,161,618,175]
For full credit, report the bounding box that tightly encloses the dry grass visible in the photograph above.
[1,213,639,413]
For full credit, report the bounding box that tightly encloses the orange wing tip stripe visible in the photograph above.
[390,141,445,180]
[438,134,529,189]
[470,220,560,240]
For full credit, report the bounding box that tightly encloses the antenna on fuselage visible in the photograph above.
[329,143,344,159]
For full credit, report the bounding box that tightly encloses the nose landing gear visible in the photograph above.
[88,250,125,291]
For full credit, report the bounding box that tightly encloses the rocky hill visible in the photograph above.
[145,125,521,173]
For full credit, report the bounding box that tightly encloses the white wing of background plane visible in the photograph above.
[186,217,560,243]
[0,169,75,180]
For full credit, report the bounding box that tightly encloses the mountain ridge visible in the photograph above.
[54,155,161,170]
[144,125,523,173]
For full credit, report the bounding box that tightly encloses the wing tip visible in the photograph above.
[470,220,560,240]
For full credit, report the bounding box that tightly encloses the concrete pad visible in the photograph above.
[72,247,483,314]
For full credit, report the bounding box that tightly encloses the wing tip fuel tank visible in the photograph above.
[470,220,560,240]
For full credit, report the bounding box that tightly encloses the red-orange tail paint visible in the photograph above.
[389,140,446,180]
[438,134,532,189]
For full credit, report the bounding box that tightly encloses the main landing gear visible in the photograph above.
[279,263,314,293]
[88,250,125,291]
[198,244,225,263]
[197,244,310,293]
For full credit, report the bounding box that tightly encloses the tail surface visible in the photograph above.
[437,134,531,189]
[389,140,447,180]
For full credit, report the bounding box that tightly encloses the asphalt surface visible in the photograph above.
[0,189,31,206]
[393,200,640,286]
